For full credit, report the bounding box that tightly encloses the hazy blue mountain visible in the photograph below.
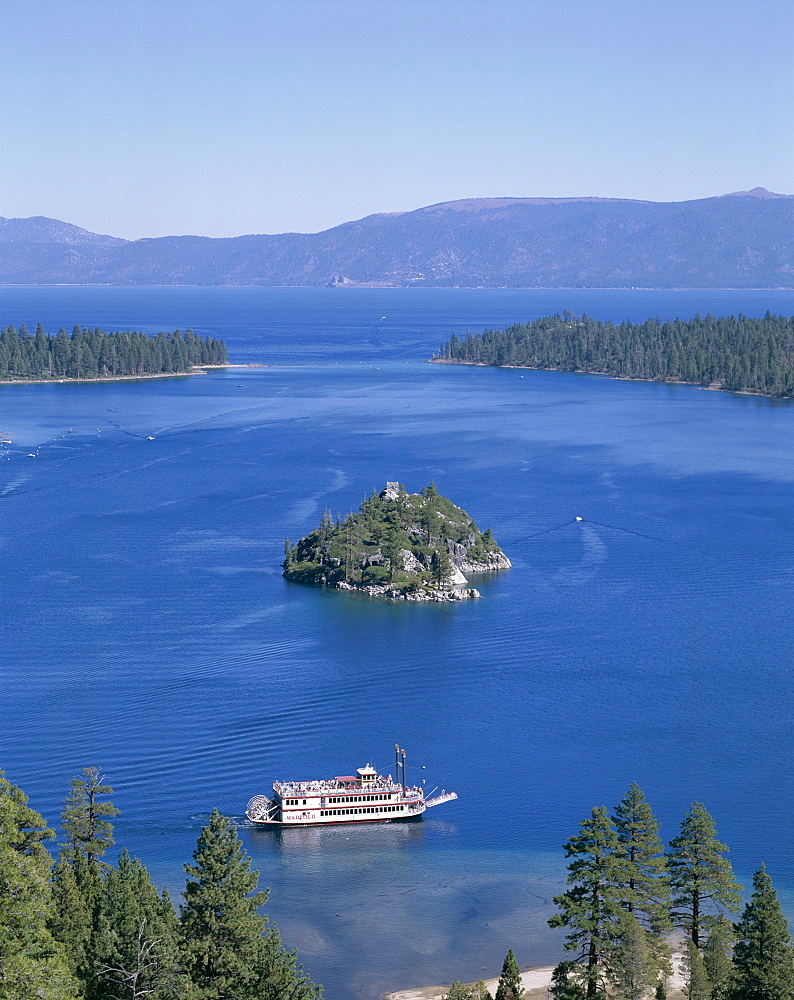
[1,188,792,288]
[0,215,127,248]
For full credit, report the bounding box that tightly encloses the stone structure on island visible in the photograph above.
[283,481,511,602]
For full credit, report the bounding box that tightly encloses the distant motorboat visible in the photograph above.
[146,436,156,440]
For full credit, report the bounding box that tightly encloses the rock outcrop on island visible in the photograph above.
[283,482,510,601]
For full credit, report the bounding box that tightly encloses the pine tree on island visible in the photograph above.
[668,803,742,948]
[283,481,510,602]
[730,865,794,1000]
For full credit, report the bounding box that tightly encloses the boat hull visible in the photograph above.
[246,811,425,827]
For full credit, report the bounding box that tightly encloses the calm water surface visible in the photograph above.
[2,287,793,998]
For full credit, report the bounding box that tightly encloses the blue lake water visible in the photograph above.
[1,286,793,998]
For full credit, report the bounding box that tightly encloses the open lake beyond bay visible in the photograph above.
[2,286,793,999]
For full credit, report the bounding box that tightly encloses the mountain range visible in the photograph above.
[1,188,792,288]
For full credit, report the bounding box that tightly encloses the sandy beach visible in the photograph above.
[385,950,687,1000]
[0,363,269,387]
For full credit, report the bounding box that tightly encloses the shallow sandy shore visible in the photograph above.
[385,965,555,1000]
[385,950,686,1000]
[0,363,269,386]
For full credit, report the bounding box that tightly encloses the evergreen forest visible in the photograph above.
[434,313,794,397]
[0,324,227,381]
[0,768,321,1000]
[444,784,794,1000]
[283,482,507,594]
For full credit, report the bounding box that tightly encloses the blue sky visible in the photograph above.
[1,0,792,238]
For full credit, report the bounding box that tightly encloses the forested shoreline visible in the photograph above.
[433,313,794,397]
[0,324,227,381]
[0,768,322,1000]
[445,785,794,1000]
[4,770,794,1000]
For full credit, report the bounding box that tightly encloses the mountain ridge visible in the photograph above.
[1,189,792,288]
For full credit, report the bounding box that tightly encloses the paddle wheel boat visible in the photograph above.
[246,745,457,827]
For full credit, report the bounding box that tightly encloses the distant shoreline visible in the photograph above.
[0,363,264,387]
[1,283,792,291]
[428,358,788,400]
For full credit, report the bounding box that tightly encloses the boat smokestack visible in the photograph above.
[401,748,407,795]
[395,744,400,788]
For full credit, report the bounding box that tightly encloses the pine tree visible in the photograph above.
[61,767,120,866]
[549,806,630,998]
[612,784,671,976]
[730,866,794,1000]
[251,922,323,1000]
[444,982,493,1000]
[548,962,586,1000]
[430,547,452,585]
[0,770,55,858]
[0,772,80,1000]
[609,912,656,1000]
[703,916,734,1000]
[681,939,711,1000]
[668,803,742,947]
[92,849,189,1000]
[494,949,523,1000]
[444,982,475,1000]
[49,851,102,990]
[180,810,267,997]
[179,809,321,1000]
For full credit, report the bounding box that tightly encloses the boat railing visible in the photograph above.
[274,779,421,797]
[425,791,458,809]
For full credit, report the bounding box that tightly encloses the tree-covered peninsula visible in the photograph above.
[0,323,227,381]
[433,312,794,397]
[283,482,510,601]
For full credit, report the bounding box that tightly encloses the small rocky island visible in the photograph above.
[283,482,511,601]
